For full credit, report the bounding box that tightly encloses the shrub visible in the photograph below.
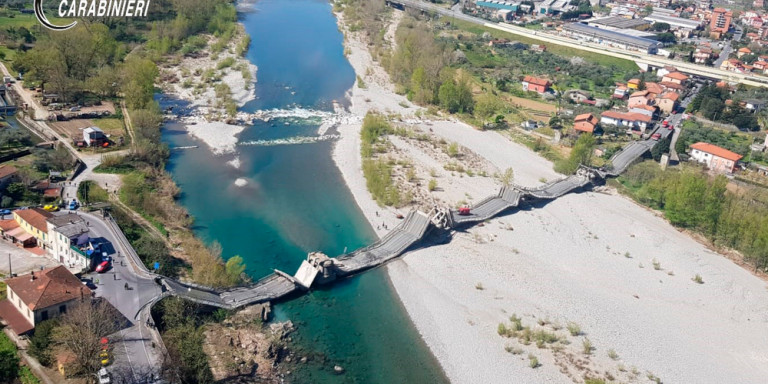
[582,337,593,355]
[428,179,438,192]
[692,274,704,284]
[567,322,581,336]
[528,354,539,368]
[607,348,619,360]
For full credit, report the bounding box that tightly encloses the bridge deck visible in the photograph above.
[335,210,430,274]
[163,273,299,310]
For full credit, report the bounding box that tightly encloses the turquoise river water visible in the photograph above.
[161,0,448,382]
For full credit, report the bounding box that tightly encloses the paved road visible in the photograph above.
[667,83,701,161]
[394,0,768,87]
[77,211,164,383]
[713,26,742,70]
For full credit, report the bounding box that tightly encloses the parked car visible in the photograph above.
[651,133,661,141]
[0,209,11,216]
[43,204,59,212]
[69,200,79,210]
[95,260,110,273]
[98,368,111,384]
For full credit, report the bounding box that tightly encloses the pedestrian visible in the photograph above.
[113,274,116,280]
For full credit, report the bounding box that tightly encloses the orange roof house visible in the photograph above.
[573,113,599,133]
[661,72,689,85]
[627,78,641,89]
[521,76,552,94]
[0,266,91,334]
[689,142,742,174]
[13,208,53,248]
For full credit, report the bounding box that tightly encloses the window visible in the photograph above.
[59,305,66,314]
[41,310,48,321]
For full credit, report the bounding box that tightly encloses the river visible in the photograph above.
[161,0,447,382]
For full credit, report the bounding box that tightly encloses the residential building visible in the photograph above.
[573,113,599,133]
[746,99,766,112]
[737,47,752,58]
[689,142,742,174]
[522,76,552,94]
[0,266,91,334]
[627,78,641,89]
[0,219,35,247]
[657,92,680,114]
[613,84,629,99]
[661,72,689,85]
[644,82,664,97]
[47,213,92,270]
[600,110,653,131]
[710,8,733,36]
[628,90,651,107]
[0,165,18,189]
[693,48,713,64]
[13,208,53,248]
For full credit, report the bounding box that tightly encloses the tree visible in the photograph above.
[499,168,515,186]
[54,299,123,377]
[225,256,246,285]
[474,93,504,122]
[555,133,595,174]
[0,332,19,383]
[121,57,159,110]
[29,320,58,367]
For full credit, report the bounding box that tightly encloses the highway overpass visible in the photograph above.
[392,0,768,88]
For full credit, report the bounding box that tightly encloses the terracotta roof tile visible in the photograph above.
[14,208,53,233]
[522,76,551,86]
[690,142,743,162]
[4,266,90,311]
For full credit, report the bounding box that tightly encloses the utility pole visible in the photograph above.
[8,253,11,277]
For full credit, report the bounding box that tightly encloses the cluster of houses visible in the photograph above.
[0,208,98,271]
[0,207,111,335]
[598,69,689,133]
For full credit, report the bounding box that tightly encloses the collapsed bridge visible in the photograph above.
[160,131,667,309]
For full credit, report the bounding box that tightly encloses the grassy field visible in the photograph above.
[451,19,638,72]
[93,117,127,137]
[0,12,71,29]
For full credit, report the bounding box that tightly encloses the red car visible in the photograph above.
[95,260,110,273]
[662,121,669,127]
[651,133,661,140]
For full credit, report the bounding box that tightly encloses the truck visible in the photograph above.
[458,205,471,215]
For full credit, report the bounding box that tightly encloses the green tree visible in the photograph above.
[555,133,595,174]
[0,332,20,383]
[29,320,58,367]
[121,57,159,110]
[225,256,246,285]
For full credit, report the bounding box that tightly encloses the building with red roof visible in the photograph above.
[0,266,91,334]
[573,113,599,133]
[600,110,653,131]
[657,92,680,114]
[689,142,743,174]
[521,76,551,94]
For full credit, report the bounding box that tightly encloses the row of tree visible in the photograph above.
[622,161,768,270]
[687,85,760,131]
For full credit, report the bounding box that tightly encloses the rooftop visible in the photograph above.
[690,142,743,162]
[522,76,551,86]
[4,266,91,311]
[563,23,662,50]
[14,208,53,233]
[0,165,18,179]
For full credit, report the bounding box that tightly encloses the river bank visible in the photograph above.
[333,8,768,384]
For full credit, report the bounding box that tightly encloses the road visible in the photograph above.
[393,0,768,87]
[78,211,165,383]
[667,82,702,161]
[713,26,743,70]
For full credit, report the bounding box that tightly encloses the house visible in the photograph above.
[600,111,653,131]
[613,85,629,99]
[737,47,752,58]
[0,266,91,334]
[694,48,713,64]
[0,219,35,247]
[627,78,641,89]
[567,90,591,104]
[721,58,744,72]
[644,82,664,98]
[521,120,539,130]
[657,92,680,114]
[521,76,551,94]
[710,8,733,36]
[47,213,92,270]
[689,142,742,173]
[628,90,651,108]
[530,44,547,52]
[629,105,658,118]
[573,113,599,134]
[745,99,766,112]
[0,165,18,189]
[13,208,53,248]
[83,127,107,147]
[752,60,768,74]
[661,72,689,85]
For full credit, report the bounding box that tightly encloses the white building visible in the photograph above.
[47,213,92,270]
